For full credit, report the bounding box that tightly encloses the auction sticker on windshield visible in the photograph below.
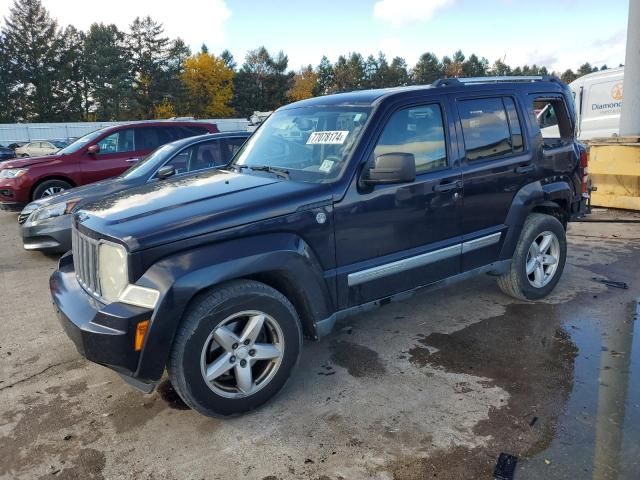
[306,131,349,145]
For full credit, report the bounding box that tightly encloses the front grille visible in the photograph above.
[72,227,102,298]
[17,212,30,225]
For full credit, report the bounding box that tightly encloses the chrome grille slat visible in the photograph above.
[72,226,102,299]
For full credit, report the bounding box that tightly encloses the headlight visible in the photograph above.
[98,242,129,302]
[28,203,66,224]
[96,242,160,309]
[0,168,27,179]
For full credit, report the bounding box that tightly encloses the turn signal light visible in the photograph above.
[134,320,150,352]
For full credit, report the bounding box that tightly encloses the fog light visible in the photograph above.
[134,320,150,352]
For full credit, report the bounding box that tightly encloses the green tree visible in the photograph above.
[577,62,597,77]
[413,52,441,84]
[2,0,64,121]
[220,49,236,70]
[333,53,365,91]
[462,54,488,77]
[388,56,409,86]
[490,58,511,76]
[54,25,85,120]
[316,56,334,95]
[0,33,14,122]
[232,47,292,116]
[560,69,578,83]
[84,23,132,120]
[128,16,170,119]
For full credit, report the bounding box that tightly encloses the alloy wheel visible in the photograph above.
[526,230,560,288]
[200,310,284,399]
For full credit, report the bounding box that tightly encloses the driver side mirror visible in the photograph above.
[362,153,416,186]
[87,144,100,155]
[156,165,176,180]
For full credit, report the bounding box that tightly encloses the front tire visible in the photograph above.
[32,179,72,200]
[497,213,567,300]
[168,280,303,417]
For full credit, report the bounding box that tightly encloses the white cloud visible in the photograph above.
[42,0,231,51]
[373,0,456,27]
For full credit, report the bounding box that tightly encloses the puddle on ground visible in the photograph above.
[391,293,639,479]
[516,298,640,479]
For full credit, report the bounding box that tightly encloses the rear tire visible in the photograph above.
[32,179,72,200]
[168,280,303,417]
[497,213,567,300]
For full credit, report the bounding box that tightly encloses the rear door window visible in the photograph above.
[457,98,513,161]
[135,127,166,151]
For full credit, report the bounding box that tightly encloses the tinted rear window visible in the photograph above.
[458,98,512,161]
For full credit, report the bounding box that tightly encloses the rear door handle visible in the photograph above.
[515,164,535,174]
[434,180,463,193]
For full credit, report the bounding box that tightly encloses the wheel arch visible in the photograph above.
[30,176,76,200]
[133,233,335,381]
[499,180,572,260]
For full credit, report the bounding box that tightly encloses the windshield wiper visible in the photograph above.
[235,164,290,180]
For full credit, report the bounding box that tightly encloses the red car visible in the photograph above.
[0,120,219,211]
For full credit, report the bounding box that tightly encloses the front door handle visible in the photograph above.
[126,158,139,163]
[515,164,536,174]
[434,180,463,193]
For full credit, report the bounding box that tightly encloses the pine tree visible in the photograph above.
[0,33,14,122]
[220,49,236,71]
[2,0,64,121]
[128,16,170,119]
[412,52,441,84]
[316,56,334,95]
[388,57,409,87]
[54,25,86,121]
[84,23,132,120]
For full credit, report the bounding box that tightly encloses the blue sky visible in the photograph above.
[3,0,629,72]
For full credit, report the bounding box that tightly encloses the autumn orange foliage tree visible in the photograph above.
[181,52,234,117]
[287,65,318,102]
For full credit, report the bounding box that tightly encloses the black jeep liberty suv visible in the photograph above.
[51,76,588,417]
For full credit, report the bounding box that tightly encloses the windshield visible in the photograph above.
[119,143,178,180]
[232,106,371,183]
[55,128,108,155]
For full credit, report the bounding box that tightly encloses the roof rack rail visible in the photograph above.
[431,75,562,87]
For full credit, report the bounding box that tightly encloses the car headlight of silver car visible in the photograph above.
[97,242,160,309]
[0,168,27,178]
[28,202,67,224]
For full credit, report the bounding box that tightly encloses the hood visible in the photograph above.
[76,169,328,251]
[23,177,130,212]
[0,154,65,169]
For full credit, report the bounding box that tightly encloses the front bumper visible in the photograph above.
[50,253,157,388]
[0,200,26,212]
[22,214,72,253]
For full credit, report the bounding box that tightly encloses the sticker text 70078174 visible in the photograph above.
[306,131,349,145]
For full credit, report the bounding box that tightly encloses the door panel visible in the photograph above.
[454,94,535,271]
[81,128,138,183]
[334,101,463,308]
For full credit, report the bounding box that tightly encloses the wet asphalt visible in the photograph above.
[0,210,639,480]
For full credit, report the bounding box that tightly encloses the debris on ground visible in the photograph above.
[494,453,518,480]
[591,277,629,289]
